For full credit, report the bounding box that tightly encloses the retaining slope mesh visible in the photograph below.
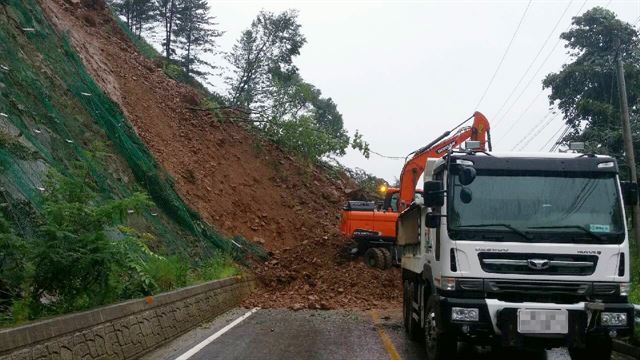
[0,0,265,260]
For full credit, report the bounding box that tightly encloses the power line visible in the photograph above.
[368,150,405,160]
[539,123,567,151]
[474,0,533,110]
[502,0,627,152]
[494,0,590,128]
[513,111,560,151]
[492,0,574,125]
[494,0,592,149]
[550,125,571,152]
[495,88,545,143]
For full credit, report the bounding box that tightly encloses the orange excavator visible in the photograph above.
[339,112,491,269]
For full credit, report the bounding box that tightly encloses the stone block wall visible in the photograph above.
[0,276,255,360]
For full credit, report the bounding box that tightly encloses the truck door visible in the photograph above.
[425,172,445,273]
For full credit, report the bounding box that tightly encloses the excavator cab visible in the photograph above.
[379,188,424,212]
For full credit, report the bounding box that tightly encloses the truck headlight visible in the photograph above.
[620,283,630,296]
[601,312,627,326]
[452,307,479,322]
[440,277,456,291]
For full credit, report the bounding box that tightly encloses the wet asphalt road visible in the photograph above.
[143,308,635,360]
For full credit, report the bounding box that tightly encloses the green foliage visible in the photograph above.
[0,170,243,326]
[110,0,158,37]
[173,0,222,79]
[0,216,32,315]
[265,116,349,160]
[226,10,306,109]
[143,255,189,291]
[543,7,640,164]
[351,131,371,159]
[29,169,152,314]
[196,251,238,281]
[629,240,640,343]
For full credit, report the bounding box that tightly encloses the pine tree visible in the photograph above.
[156,0,179,59]
[110,0,157,37]
[173,0,222,78]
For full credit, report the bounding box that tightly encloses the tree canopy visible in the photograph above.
[225,10,369,159]
[543,7,640,168]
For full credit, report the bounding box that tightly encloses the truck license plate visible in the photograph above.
[517,309,568,334]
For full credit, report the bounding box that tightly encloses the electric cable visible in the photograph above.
[474,0,533,110]
[492,0,574,125]
[539,123,567,151]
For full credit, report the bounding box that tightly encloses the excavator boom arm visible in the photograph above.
[397,111,490,211]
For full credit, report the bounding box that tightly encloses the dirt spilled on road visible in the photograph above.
[244,233,401,310]
[40,0,401,310]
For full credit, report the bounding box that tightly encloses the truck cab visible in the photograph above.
[398,151,634,360]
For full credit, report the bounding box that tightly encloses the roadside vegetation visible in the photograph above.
[543,7,640,173]
[0,167,238,327]
[0,0,243,328]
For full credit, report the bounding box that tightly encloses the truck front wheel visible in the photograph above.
[568,335,612,360]
[424,295,457,360]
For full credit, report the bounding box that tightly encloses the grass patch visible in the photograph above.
[197,252,239,281]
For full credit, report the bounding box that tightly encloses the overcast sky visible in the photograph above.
[200,0,640,181]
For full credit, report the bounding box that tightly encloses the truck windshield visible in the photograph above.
[448,170,625,244]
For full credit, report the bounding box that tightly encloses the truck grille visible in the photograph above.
[478,252,598,276]
[485,279,591,296]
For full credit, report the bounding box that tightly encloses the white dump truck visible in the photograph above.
[397,148,635,360]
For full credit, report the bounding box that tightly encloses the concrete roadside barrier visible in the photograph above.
[0,275,255,359]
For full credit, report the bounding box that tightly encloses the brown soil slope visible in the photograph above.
[40,0,401,309]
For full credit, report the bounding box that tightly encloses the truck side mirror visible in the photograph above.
[459,166,477,186]
[426,213,441,228]
[621,181,638,206]
[424,180,444,208]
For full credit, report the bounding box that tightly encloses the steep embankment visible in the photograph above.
[0,0,229,261]
[39,0,401,309]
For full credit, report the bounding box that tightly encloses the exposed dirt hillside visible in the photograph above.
[40,0,401,309]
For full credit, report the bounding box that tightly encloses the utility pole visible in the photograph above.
[616,46,640,256]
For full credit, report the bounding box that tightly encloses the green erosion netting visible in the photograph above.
[0,0,266,261]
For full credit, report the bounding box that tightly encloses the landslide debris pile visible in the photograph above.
[244,232,401,310]
[40,0,402,309]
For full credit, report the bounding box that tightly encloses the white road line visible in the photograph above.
[175,307,260,360]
